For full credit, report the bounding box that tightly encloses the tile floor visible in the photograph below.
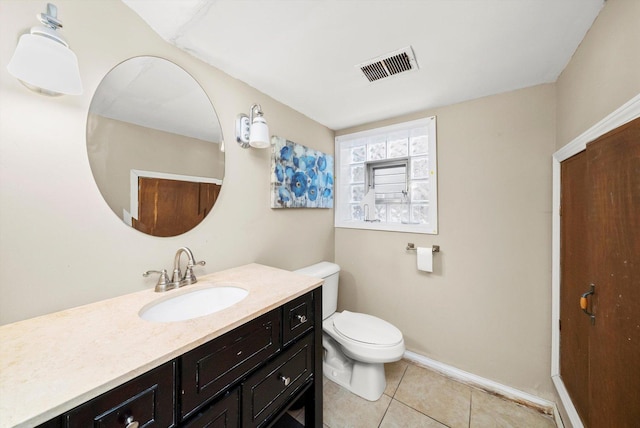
[290,359,557,427]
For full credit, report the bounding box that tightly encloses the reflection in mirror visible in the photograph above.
[87,56,224,237]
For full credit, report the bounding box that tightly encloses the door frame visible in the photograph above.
[551,93,640,427]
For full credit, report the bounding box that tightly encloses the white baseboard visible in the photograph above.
[403,351,556,418]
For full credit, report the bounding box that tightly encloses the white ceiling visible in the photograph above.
[122,0,604,131]
[90,56,222,143]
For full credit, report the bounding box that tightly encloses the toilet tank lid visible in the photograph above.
[294,261,340,278]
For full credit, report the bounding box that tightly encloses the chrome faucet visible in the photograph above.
[172,247,205,286]
[143,247,206,292]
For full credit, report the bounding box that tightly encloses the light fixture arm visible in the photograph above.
[235,103,270,149]
[249,104,264,125]
[31,3,69,47]
[38,3,63,30]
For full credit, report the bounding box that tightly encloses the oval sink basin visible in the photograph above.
[139,284,248,322]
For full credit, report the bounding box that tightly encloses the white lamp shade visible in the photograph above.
[7,33,82,95]
[249,116,270,148]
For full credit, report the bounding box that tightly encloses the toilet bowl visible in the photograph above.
[295,262,405,401]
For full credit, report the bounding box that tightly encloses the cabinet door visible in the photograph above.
[282,291,315,346]
[586,118,640,427]
[181,388,240,428]
[242,334,313,427]
[181,309,281,420]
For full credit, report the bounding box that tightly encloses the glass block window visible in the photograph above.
[335,117,437,234]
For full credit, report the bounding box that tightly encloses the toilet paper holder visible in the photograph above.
[406,243,440,253]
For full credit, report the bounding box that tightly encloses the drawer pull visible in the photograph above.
[296,315,307,323]
[124,416,139,428]
[237,350,243,356]
[279,375,291,386]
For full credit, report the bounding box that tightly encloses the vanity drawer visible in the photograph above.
[242,334,313,427]
[64,360,176,428]
[282,291,315,346]
[181,309,282,420]
[181,387,239,428]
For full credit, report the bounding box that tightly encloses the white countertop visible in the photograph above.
[0,263,322,428]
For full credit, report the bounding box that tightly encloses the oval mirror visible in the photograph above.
[87,57,224,237]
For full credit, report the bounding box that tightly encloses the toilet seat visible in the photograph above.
[333,311,403,346]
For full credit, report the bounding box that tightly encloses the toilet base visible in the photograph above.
[322,335,387,401]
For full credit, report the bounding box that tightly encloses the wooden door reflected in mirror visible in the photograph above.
[133,177,220,237]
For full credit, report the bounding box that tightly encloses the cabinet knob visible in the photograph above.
[296,314,307,323]
[125,416,139,428]
[280,375,291,386]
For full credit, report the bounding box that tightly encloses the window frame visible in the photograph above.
[365,157,409,204]
[334,117,438,234]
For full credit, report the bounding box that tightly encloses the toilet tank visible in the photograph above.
[294,261,340,320]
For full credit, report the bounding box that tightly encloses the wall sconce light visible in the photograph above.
[236,104,270,149]
[6,3,82,96]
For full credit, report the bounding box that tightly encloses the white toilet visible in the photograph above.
[295,261,405,401]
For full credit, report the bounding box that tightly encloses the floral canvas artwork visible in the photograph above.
[271,136,334,208]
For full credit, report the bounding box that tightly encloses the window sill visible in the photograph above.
[335,221,437,234]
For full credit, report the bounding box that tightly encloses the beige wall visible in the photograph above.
[0,0,334,324]
[554,0,640,424]
[333,0,640,403]
[556,0,640,147]
[335,84,557,399]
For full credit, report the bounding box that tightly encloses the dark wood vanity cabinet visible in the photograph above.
[181,309,282,420]
[183,291,320,428]
[36,288,322,428]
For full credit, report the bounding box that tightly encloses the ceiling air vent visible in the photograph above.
[357,46,419,83]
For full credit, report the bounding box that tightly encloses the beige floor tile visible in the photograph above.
[394,365,472,428]
[380,399,448,428]
[323,376,392,428]
[292,408,305,425]
[384,360,408,397]
[470,390,556,428]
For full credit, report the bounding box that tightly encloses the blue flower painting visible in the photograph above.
[271,136,334,208]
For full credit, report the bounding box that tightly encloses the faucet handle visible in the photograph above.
[183,260,206,285]
[143,269,172,292]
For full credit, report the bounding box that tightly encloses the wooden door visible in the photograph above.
[587,119,640,427]
[560,151,591,426]
[560,117,640,427]
[133,178,220,237]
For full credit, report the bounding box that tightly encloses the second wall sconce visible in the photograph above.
[6,3,82,96]
[236,104,270,149]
